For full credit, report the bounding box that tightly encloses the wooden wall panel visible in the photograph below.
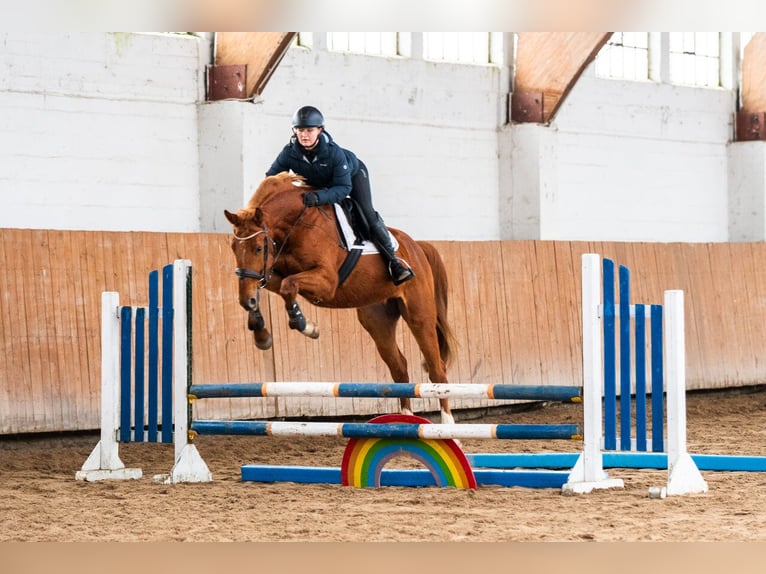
[3,229,766,434]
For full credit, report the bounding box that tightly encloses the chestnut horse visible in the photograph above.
[223,171,458,424]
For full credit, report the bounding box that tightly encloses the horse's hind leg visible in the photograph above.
[399,302,454,425]
[356,302,413,416]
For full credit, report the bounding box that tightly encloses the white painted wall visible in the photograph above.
[0,32,209,232]
[510,70,736,241]
[728,142,766,241]
[3,32,766,243]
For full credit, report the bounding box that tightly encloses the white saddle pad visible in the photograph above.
[333,204,399,255]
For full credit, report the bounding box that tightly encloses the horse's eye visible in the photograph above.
[255,245,263,254]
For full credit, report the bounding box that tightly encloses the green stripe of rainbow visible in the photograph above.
[340,414,477,489]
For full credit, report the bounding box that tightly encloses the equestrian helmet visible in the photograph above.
[292,105,324,128]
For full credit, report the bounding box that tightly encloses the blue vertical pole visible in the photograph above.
[134,307,145,442]
[650,304,664,452]
[148,270,159,443]
[603,259,617,451]
[119,306,132,443]
[161,264,174,444]
[619,265,631,451]
[634,304,647,451]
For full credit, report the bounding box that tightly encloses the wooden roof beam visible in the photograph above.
[210,32,297,100]
[512,32,611,124]
[737,33,766,141]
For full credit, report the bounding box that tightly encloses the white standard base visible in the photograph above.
[667,453,708,495]
[75,441,142,482]
[561,477,625,495]
[561,452,625,495]
[76,468,143,482]
[154,444,212,484]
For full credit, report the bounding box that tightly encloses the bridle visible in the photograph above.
[233,228,275,288]
[232,206,309,289]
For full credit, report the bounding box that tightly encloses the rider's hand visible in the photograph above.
[302,192,320,207]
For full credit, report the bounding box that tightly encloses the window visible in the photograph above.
[296,33,312,48]
[327,33,402,57]
[423,32,493,65]
[295,32,503,66]
[668,32,720,88]
[595,33,650,81]
[596,32,725,89]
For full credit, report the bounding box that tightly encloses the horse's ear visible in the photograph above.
[254,207,264,225]
[224,209,240,226]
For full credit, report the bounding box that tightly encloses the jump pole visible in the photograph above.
[77,255,713,492]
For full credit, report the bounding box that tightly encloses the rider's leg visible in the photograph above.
[351,162,414,285]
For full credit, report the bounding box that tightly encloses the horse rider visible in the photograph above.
[265,105,414,285]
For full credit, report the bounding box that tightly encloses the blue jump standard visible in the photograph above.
[241,465,572,488]
[191,420,581,440]
[188,382,581,402]
[466,452,766,473]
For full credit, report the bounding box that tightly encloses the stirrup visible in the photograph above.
[390,261,414,285]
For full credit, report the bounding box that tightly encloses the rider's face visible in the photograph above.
[294,127,322,149]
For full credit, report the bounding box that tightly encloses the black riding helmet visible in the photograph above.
[292,105,324,128]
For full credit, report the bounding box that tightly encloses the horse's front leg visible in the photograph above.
[280,269,338,340]
[237,277,275,350]
[285,299,319,339]
[247,306,273,350]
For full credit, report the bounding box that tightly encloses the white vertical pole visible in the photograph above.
[563,254,623,494]
[664,290,708,495]
[581,254,605,482]
[665,290,685,463]
[99,291,122,469]
[172,259,192,463]
[76,292,142,481]
[167,259,212,483]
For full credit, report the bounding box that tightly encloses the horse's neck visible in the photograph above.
[274,205,336,249]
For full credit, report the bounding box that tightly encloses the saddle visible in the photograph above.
[332,198,398,286]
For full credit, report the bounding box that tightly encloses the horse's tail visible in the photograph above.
[418,240,457,368]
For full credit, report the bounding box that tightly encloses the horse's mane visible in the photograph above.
[247,171,309,210]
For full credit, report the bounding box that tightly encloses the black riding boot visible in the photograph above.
[368,215,414,285]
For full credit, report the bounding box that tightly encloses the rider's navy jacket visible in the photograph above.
[266,130,360,205]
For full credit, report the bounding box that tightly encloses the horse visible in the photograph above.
[223,171,458,424]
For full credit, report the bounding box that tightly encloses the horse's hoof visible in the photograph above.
[254,333,273,350]
[304,324,320,339]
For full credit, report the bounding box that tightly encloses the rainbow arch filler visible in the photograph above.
[340,414,477,489]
